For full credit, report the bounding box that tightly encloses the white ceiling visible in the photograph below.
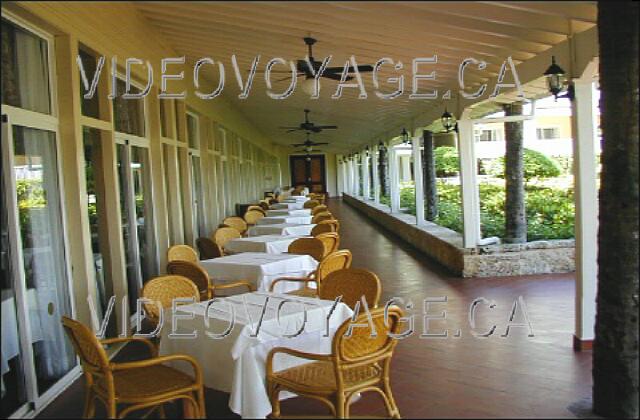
[135,1,597,153]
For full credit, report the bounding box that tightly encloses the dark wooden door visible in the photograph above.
[289,155,326,193]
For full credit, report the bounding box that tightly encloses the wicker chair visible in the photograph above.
[319,268,382,309]
[244,209,265,226]
[196,237,223,260]
[311,204,328,215]
[312,212,335,224]
[167,245,198,263]
[258,200,270,211]
[287,237,326,262]
[167,260,254,300]
[246,205,266,215]
[316,232,340,256]
[266,306,404,419]
[270,250,353,297]
[141,275,201,326]
[61,316,206,419]
[213,226,241,252]
[222,216,248,235]
[311,223,336,236]
[317,219,340,232]
[303,199,320,209]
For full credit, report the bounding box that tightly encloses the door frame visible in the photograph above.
[289,154,327,193]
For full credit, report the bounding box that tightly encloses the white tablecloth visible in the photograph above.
[200,252,318,293]
[256,216,312,226]
[270,202,305,210]
[224,235,300,255]
[266,209,311,217]
[159,292,353,418]
[283,196,309,203]
[248,223,315,237]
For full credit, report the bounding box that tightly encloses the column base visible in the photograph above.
[573,334,594,351]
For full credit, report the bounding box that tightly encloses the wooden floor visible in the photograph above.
[38,198,593,418]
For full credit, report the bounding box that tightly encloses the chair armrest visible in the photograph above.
[269,276,316,292]
[211,280,255,294]
[101,337,158,358]
[266,347,333,377]
[112,354,202,383]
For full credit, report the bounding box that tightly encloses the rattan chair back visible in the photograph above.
[222,216,247,235]
[244,209,265,225]
[142,275,200,323]
[196,237,223,260]
[258,201,270,211]
[62,316,110,372]
[311,223,336,236]
[166,261,211,301]
[317,218,340,232]
[213,226,241,250]
[316,232,340,256]
[247,205,266,215]
[288,237,326,262]
[311,204,328,215]
[316,250,352,286]
[312,212,334,224]
[319,268,382,309]
[303,199,320,209]
[333,306,404,362]
[167,245,198,263]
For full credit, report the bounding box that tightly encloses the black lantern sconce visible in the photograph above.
[401,128,411,145]
[544,56,575,101]
[441,108,458,133]
[364,145,370,157]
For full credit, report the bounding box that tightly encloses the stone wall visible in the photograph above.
[343,194,576,278]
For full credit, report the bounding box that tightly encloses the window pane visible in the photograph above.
[1,18,51,114]
[113,79,145,136]
[131,147,157,284]
[159,99,171,138]
[12,126,76,395]
[78,47,100,118]
[82,128,116,335]
[186,113,198,149]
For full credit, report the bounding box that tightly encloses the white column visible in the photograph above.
[412,133,425,226]
[372,145,380,204]
[571,80,598,346]
[347,159,353,195]
[389,147,401,212]
[353,157,360,196]
[458,118,481,248]
[362,152,370,199]
[401,155,411,182]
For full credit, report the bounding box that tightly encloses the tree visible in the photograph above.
[593,2,639,418]
[503,102,527,243]
[422,130,438,220]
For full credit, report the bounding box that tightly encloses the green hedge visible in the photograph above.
[396,182,574,241]
[434,146,460,177]
[485,148,562,180]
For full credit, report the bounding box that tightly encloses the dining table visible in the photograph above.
[247,223,315,237]
[256,215,313,226]
[199,252,318,293]
[265,209,311,217]
[269,202,306,210]
[158,292,354,418]
[223,235,300,255]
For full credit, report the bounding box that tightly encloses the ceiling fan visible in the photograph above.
[291,133,328,153]
[279,109,337,133]
[266,37,374,83]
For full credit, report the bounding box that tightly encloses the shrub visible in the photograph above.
[486,148,562,180]
[434,146,460,177]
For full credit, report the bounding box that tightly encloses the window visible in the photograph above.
[478,129,496,142]
[113,78,145,136]
[1,17,52,114]
[186,112,199,149]
[537,127,560,140]
[159,98,173,138]
[78,46,100,118]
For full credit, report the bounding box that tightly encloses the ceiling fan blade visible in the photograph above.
[290,143,306,147]
[274,73,304,82]
[325,64,374,73]
[286,129,300,133]
[313,125,338,130]
[311,142,329,146]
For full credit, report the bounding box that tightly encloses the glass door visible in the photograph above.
[116,140,158,318]
[1,119,77,415]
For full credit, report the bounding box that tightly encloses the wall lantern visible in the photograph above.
[401,128,410,145]
[364,145,370,157]
[441,108,458,133]
[544,56,575,101]
[378,140,386,150]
